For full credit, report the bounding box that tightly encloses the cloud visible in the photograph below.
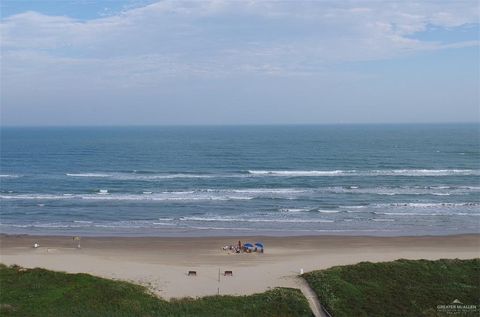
[1,0,479,90]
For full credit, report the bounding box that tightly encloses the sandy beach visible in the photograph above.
[1,234,478,300]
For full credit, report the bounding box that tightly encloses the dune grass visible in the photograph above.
[0,264,312,317]
[303,258,480,317]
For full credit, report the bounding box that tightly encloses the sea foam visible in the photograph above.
[247,169,480,177]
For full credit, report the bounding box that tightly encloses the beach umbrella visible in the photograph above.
[254,243,264,248]
[243,243,254,248]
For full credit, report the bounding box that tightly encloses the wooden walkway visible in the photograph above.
[296,277,330,317]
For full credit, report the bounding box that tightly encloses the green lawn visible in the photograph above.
[303,258,480,317]
[0,264,312,317]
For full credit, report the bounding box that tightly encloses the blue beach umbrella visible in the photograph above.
[254,243,264,248]
[243,243,254,248]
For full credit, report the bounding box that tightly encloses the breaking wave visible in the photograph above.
[66,173,110,177]
[247,169,480,177]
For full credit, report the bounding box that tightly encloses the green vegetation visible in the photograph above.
[0,264,312,317]
[303,258,480,317]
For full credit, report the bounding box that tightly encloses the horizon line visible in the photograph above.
[1,121,479,128]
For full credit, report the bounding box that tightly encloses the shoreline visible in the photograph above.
[0,232,480,239]
[2,228,479,238]
[1,233,479,299]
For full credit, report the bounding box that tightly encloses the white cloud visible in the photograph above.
[1,0,478,89]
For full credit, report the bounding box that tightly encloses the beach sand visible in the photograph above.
[1,234,478,299]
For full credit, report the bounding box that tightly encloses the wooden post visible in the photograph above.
[217,267,221,295]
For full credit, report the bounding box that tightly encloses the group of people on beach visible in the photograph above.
[222,240,263,254]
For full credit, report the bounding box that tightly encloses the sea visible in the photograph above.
[1,124,479,236]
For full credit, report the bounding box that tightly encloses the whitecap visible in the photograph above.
[66,173,110,177]
[279,208,311,212]
[247,169,480,177]
[374,202,480,208]
[248,170,348,176]
[179,216,334,223]
[317,209,341,213]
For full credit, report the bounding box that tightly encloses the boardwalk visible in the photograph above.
[296,277,329,317]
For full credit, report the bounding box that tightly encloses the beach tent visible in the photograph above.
[254,242,264,253]
[243,243,255,253]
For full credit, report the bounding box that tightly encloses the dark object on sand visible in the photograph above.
[255,242,264,253]
[243,243,254,252]
[187,271,197,276]
[224,270,233,276]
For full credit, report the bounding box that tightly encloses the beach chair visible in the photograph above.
[224,270,233,276]
[187,271,197,276]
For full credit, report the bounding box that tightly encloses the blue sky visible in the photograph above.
[0,0,157,20]
[1,0,479,126]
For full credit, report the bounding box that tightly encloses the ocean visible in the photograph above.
[1,124,479,236]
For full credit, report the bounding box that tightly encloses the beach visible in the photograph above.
[1,234,478,300]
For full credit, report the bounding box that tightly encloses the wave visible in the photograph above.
[1,169,478,187]
[279,208,312,212]
[1,194,73,200]
[123,174,216,179]
[0,221,400,234]
[66,173,110,177]
[332,185,479,195]
[59,169,480,180]
[0,193,255,201]
[179,216,334,223]
[374,202,480,208]
[0,217,336,229]
[3,223,78,229]
[247,169,480,177]
[18,213,467,231]
[0,188,307,201]
[317,209,341,213]
[5,184,478,197]
[230,188,307,194]
[248,170,347,176]
[67,172,218,180]
[278,208,340,213]
[339,203,480,211]
[379,212,480,217]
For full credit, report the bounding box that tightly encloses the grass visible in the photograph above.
[303,258,480,317]
[0,264,312,317]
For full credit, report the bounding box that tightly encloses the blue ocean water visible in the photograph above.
[1,124,479,236]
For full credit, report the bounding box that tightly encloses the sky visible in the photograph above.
[0,0,479,126]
